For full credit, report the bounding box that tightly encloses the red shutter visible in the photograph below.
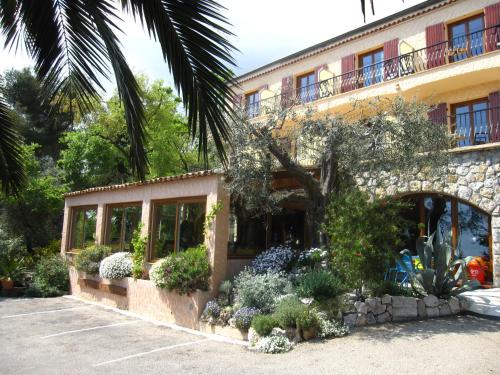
[485,2,500,52]
[281,76,293,108]
[428,103,447,125]
[341,54,356,93]
[425,23,446,69]
[383,38,399,80]
[489,91,500,142]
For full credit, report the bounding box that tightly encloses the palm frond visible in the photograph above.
[0,97,26,195]
[121,0,237,165]
[1,0,148,179]
[360,0,375,22]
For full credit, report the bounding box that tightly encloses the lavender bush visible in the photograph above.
[252,245,293,274]
[233,307,260,330]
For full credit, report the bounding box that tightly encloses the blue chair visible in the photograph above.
[385,254,413,285]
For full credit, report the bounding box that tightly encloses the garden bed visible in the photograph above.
[69,266,212,329]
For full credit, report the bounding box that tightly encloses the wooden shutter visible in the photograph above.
[383,38,399,80]
[425,23,446,68]
[341,54,356,93]
[281,76,293,108]
[428,103,447,125]
[489,91,500,142]
[485,2,500,52]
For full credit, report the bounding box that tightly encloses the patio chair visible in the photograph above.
[385,254,414,285]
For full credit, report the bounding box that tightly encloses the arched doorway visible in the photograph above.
[398,193,493,285]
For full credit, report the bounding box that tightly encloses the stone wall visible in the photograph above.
[343,294,463,328]
[355,147,500,286]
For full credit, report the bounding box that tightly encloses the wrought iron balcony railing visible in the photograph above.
[242,24,500,119]
[441,106,500,147]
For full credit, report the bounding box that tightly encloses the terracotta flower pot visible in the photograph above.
[1,278,14,290]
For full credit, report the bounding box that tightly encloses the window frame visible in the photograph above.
[245,91,260,117]
[447,14,485,60]
[450,98,489,146]
[295,71,316,103]
[148,196,207,262]
[358,47,384,88]
[403,193,492,265]
[104,202,142,252]
[67,205,98,252]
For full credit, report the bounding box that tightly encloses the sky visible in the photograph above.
[0,0,426,96]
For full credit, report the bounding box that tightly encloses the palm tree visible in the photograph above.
[0,0,236,194]
[360,0,375,22]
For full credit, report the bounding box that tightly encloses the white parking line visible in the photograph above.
[41,320,142,339]
[1,306,87,319]
[93,339,211,367]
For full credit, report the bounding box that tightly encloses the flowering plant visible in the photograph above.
[298,248,328,268]
[256,335,293,354]
[316,312,350,338]
[201,299,221,324]
[251,245,293,274]
[99,252,132,279]
[232,306,260,330]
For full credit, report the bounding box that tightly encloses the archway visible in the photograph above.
[397,192,493,285]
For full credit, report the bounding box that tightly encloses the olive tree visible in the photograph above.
[225,96,450,246]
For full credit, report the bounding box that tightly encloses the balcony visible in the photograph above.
[242,24,500,119]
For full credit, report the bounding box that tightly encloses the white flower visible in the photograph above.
[256,335,293,354]
[99,252,132,279]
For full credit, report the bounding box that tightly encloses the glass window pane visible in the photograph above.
[178,202,206,251]
[473,102,489,144]
[228,202,267,257]
[457,203,490,258]
[424,196,451,239]
[70,207,97,250]
[469,18,484,56]
[152,203,177,259]
[123,206,142,251]
[454,105,472,146]
[108,207,123,249]
[451,23,467,61]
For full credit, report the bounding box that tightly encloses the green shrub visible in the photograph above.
[74,245,111,275]
[274,296,306,329]
[368,280,416,297]
[218,279,233,306]
[130,224,147,280]
[296,270,344,301]
[251,314,279,336]
[149,245,211,294]
[26,255,69,297]
[324,190,409,292]
[233,270,292,313]
[296,308,319,331]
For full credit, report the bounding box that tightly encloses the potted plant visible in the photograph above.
[297,309,319,341]
[0,256,26,291]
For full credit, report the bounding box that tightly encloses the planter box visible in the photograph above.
[199,322,248,341]
[69,266,212,330]
[77,278,99,290]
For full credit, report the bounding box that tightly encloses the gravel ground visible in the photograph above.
[1,296,499,375]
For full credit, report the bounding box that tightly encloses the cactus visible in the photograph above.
[400,230,480,297]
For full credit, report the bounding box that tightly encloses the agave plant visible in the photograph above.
[400,230,480,297]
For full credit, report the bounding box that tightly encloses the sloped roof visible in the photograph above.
[64,170,218,198]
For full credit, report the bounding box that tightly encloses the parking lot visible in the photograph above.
[1,296,500,375]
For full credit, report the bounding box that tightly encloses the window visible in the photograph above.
[451,99,489,146]
[69,206,97,250]
[246,91,260,118]
[448,15,485,62]
[359,48,384,87]
[150,199,206,260]
[400,194,492,284]
[296,72,316,103]
[105,204,142,251]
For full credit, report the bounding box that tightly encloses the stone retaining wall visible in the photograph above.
[343,294,464,328]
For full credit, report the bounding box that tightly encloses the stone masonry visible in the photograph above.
[354,147,500,286]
